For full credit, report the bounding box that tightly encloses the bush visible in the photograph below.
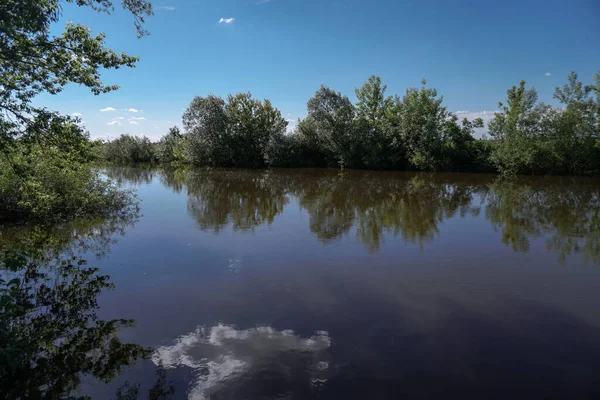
[0,119,136,223]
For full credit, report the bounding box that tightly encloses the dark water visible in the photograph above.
[4,167,600,399]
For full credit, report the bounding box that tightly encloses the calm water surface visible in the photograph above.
[8,167,600,399]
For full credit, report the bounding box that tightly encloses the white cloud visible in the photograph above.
[157,6,175,10]
[153,324,330,400]
[545,72,552,77]
[107,120,121,126]
[256,0,275,3]
[130,117,146,120]
[127,108,140,113]
[454,110,497,138]
[129,121,139,125]
[219,17,235,24]
[113,116,125,120]
[70,112,83,117]
[100,107,116,112]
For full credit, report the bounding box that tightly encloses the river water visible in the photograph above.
[5,167,600,399]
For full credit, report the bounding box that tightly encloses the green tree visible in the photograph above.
[0,0,153,222]
[548,71,600,174]
[443,115,486,171]
[305,86,356,167]
[182,94,229,166]
[354,76,400,168]
[0,0,152,143]
[355,75,396,122]
[225,93,287,167]
[397,79,449,171]
[156,126,185,164]
[488,81,554,174]
[103,134,156,164]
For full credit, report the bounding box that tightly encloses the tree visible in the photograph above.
[354,76,401,168]
[0,0,152,141]
[181,93,287,168]
[442,115,486,171]
[103,134,156,164]
[225,93,287,167]
[306,86,356,167]
[355,76,396,122]
[488,81,554,174]
[548,71,600,174]
[156,126,184,164]
[182,95,229,166]
[397,79,449,171]
[0,0,153,222]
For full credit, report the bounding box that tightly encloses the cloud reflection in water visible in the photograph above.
[152,324,331,399]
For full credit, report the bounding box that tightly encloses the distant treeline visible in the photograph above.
[100,72,600,175]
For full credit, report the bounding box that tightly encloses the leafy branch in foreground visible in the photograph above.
[1,0,152,223]
[0,0,152,137]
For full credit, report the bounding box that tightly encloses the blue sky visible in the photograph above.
[41,0,600,140]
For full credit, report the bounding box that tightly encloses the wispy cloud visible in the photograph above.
[113,116,125,120]
[130,117,146,120]
[219,17,235,24]
[156,6,175,11]
[454,110,497,138]
[545,72,551,77]
[256,0,275,4]
[127,108,140,113]
[100,107,115,112]
[129,121,139,125]
[455,110,496,118]
[107,120,121,126]
[70,112,83,117]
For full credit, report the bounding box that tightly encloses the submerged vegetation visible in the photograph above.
[103,72,600,176]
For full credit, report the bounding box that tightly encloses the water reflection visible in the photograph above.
[146,167,600,263]
[295,172,484,252]
[484,178,600,264]
[178,169,289,233]
[153,324,331,400]
[104,166,156,186]
[0,210,172,398]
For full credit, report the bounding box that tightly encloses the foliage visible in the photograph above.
[156,126,185,164]
[102,134,157,164]
[0,0,152,224]
[105,71,599,176]
[0,0,152,142]
[304,86,356,167]
[489,72,600,175]
[181,93,287,168]
[0,117,137,223]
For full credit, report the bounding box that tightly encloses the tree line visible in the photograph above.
[102,72,600,175]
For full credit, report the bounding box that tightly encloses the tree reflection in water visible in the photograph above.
[0,208,174,399]
[154,167,600,263]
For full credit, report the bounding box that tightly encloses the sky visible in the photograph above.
[40,0,600,141]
